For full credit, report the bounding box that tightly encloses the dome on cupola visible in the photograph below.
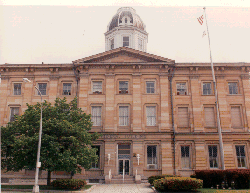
[107,7,146,32]
[105,7,148,52]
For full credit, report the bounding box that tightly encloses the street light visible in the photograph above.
[23,78,43,193]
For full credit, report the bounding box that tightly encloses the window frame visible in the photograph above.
[37,83,48,96]
[91,106,102,127]
[138,38,143,50]
[119,81,129,94]
[208,145,219,169]
[146,145,158,169]
[146,105,157,126]
[235,145,247,168]
[119,105,130,127]
[13,83,22,96]
[228,82,239,95]
[146,81,156,94]
[177,106,189,128]
[180,145,191,169]
[123,36,129,47]
[91,145,100,169]
[202,82,212,95]
[176,82,187,95]
[62,83,72,96]
[110,38,114,50]
[9,106,20,122]
[92,81,103,94]
[230,105,243,128]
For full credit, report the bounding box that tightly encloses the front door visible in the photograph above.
[119,159,130,175]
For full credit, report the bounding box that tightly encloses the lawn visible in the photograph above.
[199,189,250,193]
[2,184,92,191]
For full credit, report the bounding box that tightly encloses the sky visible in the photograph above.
[0,0,249,64]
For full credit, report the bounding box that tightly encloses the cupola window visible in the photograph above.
[111,39,114,49]
[123,36,129,47]
[125,18,127,23]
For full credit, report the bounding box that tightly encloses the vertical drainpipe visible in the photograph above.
[169,66,176,175]
[72,62,79,107]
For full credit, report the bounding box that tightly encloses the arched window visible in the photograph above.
[125,18,127,23]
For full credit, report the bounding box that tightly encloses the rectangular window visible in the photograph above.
[119,106,129,126]
[181,146,190,169]
[38,83,47,95]
[13,83,22,95]
[208,145,218,168]
[178,107,189,127]
[119,81,128,94]
[231,106,242,128]
[123,36,129,47]
[138,39,143,50]
[203,82,212,95]
[177,82,187,95]
[91,106,102,126]
[92,81,102,93]
[147,145,157,169]
[204,107,216,127]
[91,146,100,169]
[10,107,19,122]
[235,145,246,168]
[111,39,114,49]
[228,82,238,94]
[146,106,156,126]
[146,81,155,94]
[63,83,72,95]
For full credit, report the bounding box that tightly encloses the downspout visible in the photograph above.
[72,62,79,106]
[169,66,176,175]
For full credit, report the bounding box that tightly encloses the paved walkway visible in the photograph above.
[88,184,155,193]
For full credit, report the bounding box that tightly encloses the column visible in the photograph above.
[223,142,236,169]
[161,141,173,175]
[194,141,206,170]
[78,74,89,112]
[242,76,250,132]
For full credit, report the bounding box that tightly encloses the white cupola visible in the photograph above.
[105,7,148,52]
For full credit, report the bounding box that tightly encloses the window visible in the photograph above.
[203,82,212,95]
[63,83,72,95]
[177,82,187,95]
[138,39,143,50]
[181,146,190,169]
[119,106,129,126]
[178,107,189,127]
[123,36,129,47]
[228,82,238,94]
[235,145,246,168]
[231,106,242,128]
[37,83,47,95]
[91,106,102,126]
[208,145,218,168]
[91,146,100,169]
[204,107,216,127]
[119,81,128,94]
[92,81,102,94]
[13,83,21,95]
[146,106,156,126]
[146,81,155,94]
[10,107,19,122]
[147,145,157,169]
[111,39,114,50]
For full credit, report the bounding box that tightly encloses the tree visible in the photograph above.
[1,97,100,185]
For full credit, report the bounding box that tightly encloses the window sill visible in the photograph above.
[89,93,105,95]
[227,94,242,96]
[201,94,215,96]
[232,127,244,129]
[143,93,158,95]
[144,169,160,171]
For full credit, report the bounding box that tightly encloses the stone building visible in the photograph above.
[0,7,250,183]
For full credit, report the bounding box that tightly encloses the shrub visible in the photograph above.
[148,175,176,186]
[51,179,87,190]
[195,169,250,189]
[153,177,203,192]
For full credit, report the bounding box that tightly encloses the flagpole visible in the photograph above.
[203,7,225,170]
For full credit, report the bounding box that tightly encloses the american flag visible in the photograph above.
[197,15,204,25]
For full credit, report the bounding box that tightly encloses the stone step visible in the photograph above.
[110,180,135,184]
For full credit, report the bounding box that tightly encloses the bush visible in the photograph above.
[153,177,203,192]
[195,169,250,189]
[148,175,176,186]
[51,179,87,190]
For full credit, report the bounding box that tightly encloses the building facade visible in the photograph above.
[1,7,250,183]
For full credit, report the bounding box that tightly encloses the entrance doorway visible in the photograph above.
[119,159,130,175]
[118,144,131,175]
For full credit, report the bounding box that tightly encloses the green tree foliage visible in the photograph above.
[1,97,100,185]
